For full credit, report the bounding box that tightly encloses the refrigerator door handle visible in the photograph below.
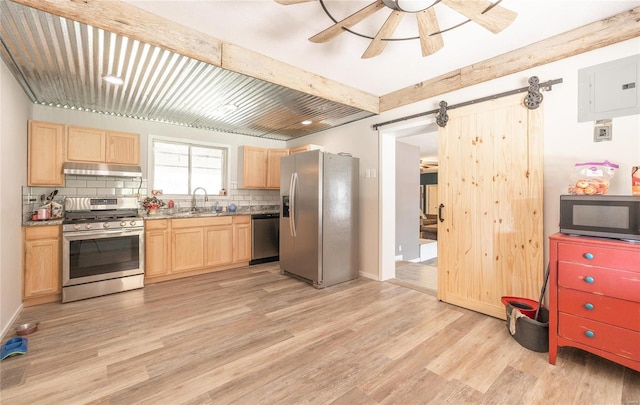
[289,172,298,237]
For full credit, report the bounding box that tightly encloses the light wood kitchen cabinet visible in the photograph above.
[23,225,61,305]
[238,146,290,189]
[426,184,438,215]
[145,219,171,278]
[67,126,140,165]
[238,146,268,188]
[205,223,234,267]
[289,144,323,155]
[28,121,65,186]
[106,131,140,165]
[66,126,106,162]
[233,216,252,263]
[172,227,205,273]
[266,148,289,189]
[146,216,250,284]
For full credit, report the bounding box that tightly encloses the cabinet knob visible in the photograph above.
[584,303,594,310]
[584,276,595,284]
[585,330,595,338]
[583,252,594,260]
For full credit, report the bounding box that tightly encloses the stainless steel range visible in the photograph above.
[62,197,144,303]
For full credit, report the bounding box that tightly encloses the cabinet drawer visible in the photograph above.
[558,242,640,272]
[145,219,169,230]
[172,216,232,229]
[559,313,640,361]
[558,287,640,331]
[25,225,60,240]
[233,215,250,224]
[558,262,640,302]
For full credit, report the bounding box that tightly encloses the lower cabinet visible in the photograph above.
[23,226,61,305]
[145,215,251,283]
[145,220,172,278]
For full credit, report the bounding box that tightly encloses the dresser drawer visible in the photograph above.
[558,287,640,331]
[559,313,640,361]
[558,262,640,302]
[557,242,640,272]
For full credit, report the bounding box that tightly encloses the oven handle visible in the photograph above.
[63,228,143,238]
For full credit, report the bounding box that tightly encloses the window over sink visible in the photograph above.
[149,135,228,196]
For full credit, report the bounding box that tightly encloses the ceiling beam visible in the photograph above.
[9,0,223,67]
[222,44,380,114]
[380,7,640,112]
[9,0,380,114]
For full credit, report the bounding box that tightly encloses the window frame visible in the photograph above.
[147,134,230,198]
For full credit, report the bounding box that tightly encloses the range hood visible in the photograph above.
[63,162,143,178]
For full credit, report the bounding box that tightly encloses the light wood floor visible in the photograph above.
[395,259,438,291]
[1,263,639,404]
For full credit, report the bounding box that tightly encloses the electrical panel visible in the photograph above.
[578,54,639,122]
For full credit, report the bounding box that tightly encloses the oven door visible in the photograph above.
[62,228,145,287]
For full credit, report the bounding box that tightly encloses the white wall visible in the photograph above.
[290,38,640,281]
[1,60,31,336]
[395,141,420,261]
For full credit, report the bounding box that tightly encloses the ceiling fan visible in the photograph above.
[275,0,517,59]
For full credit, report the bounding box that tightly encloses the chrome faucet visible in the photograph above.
[191,187,208,211]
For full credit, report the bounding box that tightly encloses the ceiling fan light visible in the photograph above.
[395,0,433,13]
[103,75,123,85]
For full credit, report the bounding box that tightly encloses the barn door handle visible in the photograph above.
[438,204,445,222]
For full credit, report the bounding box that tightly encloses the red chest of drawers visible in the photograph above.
[549,233,640,372]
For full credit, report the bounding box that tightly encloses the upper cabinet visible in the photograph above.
[266,148,289,189]
[28,121,65,186]
[239,146,290,189]
[289,144,324,155]
[67,126,140,165]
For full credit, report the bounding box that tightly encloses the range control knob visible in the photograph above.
[103,222,110,229]
[120,221,127,227]
[73,224,81,231]
[85,223,93,230]
[130,220,137,227]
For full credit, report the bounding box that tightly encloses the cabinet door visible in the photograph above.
[146,230,170,277]
[289,145,310,154]
[28,121,65,186]
[242,146,268,188]
[24,227,61,298]
[172,228,205,272]
[205,226,233,267]
[267,148,289,189]
[233,217,251,263]
[106,131,140,165]
[66,126,106,162]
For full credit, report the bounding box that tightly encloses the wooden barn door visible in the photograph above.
[436,93,543,319]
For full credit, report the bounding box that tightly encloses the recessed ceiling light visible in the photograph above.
[103,75,124,85]
[301,120,312,125]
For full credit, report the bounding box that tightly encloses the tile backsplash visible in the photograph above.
[22,175,280,221]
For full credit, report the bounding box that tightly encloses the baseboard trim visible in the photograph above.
[359,271,380,281]
[1,303,24,341]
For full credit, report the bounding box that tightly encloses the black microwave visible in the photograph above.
[559,195,640,241]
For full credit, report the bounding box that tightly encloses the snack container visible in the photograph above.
[568,160,618,195]
[633,166,640,196]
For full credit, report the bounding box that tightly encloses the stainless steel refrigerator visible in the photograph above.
[280,150,359,288]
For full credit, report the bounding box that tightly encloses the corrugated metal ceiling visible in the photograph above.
[0,1,374,140]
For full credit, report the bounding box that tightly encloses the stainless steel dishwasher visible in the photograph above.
[250,213,279,265]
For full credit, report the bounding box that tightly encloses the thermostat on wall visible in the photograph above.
[594,119,613,142]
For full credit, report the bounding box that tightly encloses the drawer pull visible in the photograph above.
[583,252,594,260]
[584,303,594,310]
[584,276,595,284]
[585,330,595,338]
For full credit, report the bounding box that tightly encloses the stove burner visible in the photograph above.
[63,209,139,224]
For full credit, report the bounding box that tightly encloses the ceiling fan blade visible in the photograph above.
[309,0,386,43]
[441,0,517,34]
[362,10,405,59]
[416,8,443,57]
[274,0,315,4]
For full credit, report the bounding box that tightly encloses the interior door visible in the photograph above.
[437,93,543,319]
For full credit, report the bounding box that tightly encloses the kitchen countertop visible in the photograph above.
[22,205,280,226]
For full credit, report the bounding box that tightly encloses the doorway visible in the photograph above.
[392,123,439,292]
